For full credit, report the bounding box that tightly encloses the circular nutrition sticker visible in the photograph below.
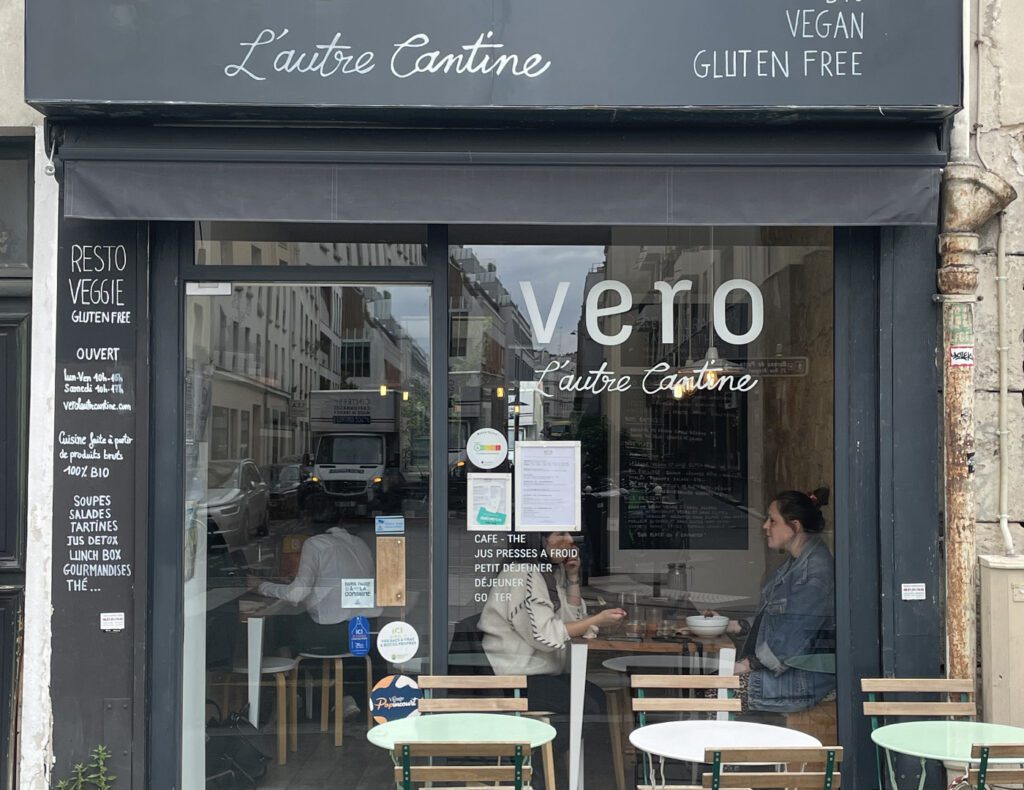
[377,620,420,664]
[369,674,421,724]
[467,428,508,470]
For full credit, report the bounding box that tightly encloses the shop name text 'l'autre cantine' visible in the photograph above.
[524,277,765,397]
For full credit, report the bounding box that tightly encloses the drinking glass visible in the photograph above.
[646,606,663,638]
[625,606,644,639]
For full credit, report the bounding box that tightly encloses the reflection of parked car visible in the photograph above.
[268,463,302,516]
[204,459,269,552]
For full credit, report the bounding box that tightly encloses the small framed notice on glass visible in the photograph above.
[467,473,512,531]
[514,441,582,532]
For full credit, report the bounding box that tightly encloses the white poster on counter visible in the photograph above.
[514,441,582,532]
[467,473,512,531]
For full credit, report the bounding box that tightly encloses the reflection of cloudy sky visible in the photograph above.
[468,245,605,354]
[382,286,431,358]
[374,246,607,357]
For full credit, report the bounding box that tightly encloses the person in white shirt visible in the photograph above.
[248,524,381,655]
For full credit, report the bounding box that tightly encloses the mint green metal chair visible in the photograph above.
[861,677,975,790]
[394,741,530,789]
[701,746,842,789]
[968,743,1024,789]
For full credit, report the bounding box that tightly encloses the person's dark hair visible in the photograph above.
[772,487,831,533]
[517,532,561,611]
[522,531,551,559]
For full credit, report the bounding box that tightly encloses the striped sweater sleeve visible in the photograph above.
[507,570,570,653]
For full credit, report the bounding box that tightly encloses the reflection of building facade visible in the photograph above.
[190,243,430,470]
[448,247,507,460]
[449,246,547,454]
[537,351,575,437]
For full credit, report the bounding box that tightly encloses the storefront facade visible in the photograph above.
[24,2,960,788]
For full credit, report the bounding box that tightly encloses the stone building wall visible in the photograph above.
[973,0,1024,556]
[0,0,39,129]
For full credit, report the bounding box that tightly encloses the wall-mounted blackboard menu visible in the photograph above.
[51,219,145,788]
[619,393,748,551]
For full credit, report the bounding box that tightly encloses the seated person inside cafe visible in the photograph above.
[479,531,626,787]
[246,519,382,701]
[712,487,836,713]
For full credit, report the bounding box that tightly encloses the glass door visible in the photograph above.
[445,227,836,790]
[181,266,432,787]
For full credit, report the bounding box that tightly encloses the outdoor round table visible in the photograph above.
[871,720,1024,790]
[629,719,822,788]
[368,713,556,789]
[367,711,557,750]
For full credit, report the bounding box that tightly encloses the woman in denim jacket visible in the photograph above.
[720,488,836,713]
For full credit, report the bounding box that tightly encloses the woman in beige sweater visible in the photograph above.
[479,532,625,788]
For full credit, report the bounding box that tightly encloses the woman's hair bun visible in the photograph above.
[773,486,830,533]
[809,486,831,508]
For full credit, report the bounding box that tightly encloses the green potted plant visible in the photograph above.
[55,745,116,790]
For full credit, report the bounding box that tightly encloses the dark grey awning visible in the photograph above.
[59,126,945,226]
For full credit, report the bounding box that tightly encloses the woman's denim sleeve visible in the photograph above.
[756,554,835,675]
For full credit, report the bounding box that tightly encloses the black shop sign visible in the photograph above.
[27,0,959,116]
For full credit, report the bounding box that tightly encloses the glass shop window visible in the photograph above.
[447,226,836,790]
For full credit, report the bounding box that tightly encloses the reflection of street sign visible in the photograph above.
[289,401,306,421]
[507,386,537,426]
[743,357,809,377]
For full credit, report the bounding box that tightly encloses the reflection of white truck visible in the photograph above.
[308,390,401,513]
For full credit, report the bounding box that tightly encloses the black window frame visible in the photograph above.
[0,297,30,573]
[0,140,34,278]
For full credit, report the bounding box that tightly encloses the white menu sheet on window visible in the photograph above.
[514,441,582,532]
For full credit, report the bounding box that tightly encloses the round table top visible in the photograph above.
[602,655,711,673]
[367,712,557,750]
[870,720,1024,763]
[629,719,821,764]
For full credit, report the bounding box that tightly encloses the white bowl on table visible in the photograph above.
[685,614,729,638]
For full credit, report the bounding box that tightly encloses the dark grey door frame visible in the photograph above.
[148,224,452,789]
[148,223,940,790]
[0,293,30,790]
[832,226,942,787]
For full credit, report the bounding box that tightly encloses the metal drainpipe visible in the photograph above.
[995,214,1018,556]
[937,230,983,682]
[939,164,1017,681]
